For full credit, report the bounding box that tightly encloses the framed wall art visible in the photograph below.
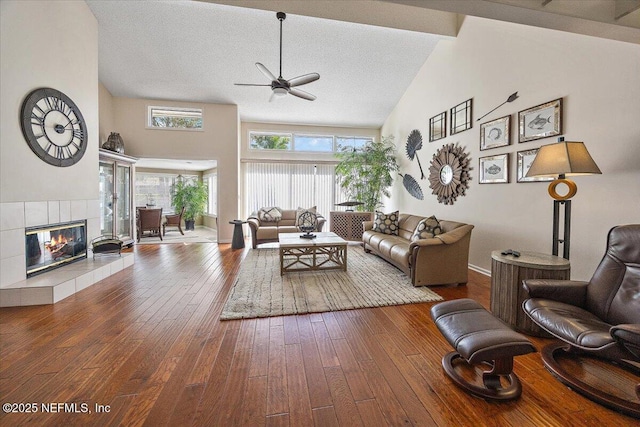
[518,98,562,143]
[429,111,446,142]
[450,99,472,135]
[480,115,510,151]
[517,149,554,183]
[479,153,509,184]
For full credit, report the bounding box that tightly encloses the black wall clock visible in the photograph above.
[20,87,88,167]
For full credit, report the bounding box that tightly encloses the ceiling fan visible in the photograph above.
[235,12,320,101]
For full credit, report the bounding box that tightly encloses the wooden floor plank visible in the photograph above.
[285,344,314,426]
[266,324,288,416]
[312,405,340,427]
[296,315,333,409]
[0,243,636,427]
[241,376,268,427]
[324,366,364,427]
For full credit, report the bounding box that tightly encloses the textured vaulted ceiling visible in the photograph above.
[88,0,639,131]
[87,0,445,129]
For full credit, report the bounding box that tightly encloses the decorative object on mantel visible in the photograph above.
[20,87,88,167]
[518,98,562,143]
[405,129,426,179]
[399,173,424,200]
[525,137,601,259]
[476,91,519,122]
[479,153,509,184]
[480,115,510,151]
[429,111,446,142]
[450,98,473,135]
[428,143,472,205]
[102,132,125,154]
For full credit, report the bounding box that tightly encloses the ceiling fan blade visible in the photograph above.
[288,73,320,87]
[256,63,277,82]
[268,91,276,103]
[289,88,316,101]
[234,83,271,86]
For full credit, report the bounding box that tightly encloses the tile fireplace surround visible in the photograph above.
[0,200,134,307]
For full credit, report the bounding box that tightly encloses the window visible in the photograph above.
[135,172,198,213]
[204,172,217,216]
[336,136,372,152]
[244,162,348,221]
[249,132,374,153]
[250,133,291,150]
[294,135,334,152]
[148,106,203,130]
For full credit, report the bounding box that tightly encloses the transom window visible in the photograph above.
[148,106,203,130]
[249,132,373,153]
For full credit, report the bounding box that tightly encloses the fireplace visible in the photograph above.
[25,220,87,278]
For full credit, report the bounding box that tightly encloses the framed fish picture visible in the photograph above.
[518,98,562,143]
[517,149,554,183]
[479,153,509,184]
[480,115,510,151]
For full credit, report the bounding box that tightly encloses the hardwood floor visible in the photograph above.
[0,243,637,426]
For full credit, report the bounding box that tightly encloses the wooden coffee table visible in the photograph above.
[278,232,347,275]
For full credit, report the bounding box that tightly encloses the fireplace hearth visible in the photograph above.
[25,220,87,277]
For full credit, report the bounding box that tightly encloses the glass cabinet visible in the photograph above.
[99,149,138,246]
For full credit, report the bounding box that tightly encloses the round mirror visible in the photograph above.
[439,164,454,185]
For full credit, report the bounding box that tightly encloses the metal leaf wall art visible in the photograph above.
[405,129,425,179]
[399,173,424,200]
[428,143,472,205]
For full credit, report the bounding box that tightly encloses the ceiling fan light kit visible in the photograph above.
[235,12,320,101]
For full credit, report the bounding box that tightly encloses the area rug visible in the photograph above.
[136,226,217,244]
[220,247,443,320]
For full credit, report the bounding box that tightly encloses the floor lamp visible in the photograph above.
[525,138,601,259]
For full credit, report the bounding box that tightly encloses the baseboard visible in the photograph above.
[469,263,490,277]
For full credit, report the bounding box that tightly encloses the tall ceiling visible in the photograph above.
[88,0,639,130]
[87,0,445,129]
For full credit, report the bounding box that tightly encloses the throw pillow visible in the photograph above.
[411,215,443,241]
[373,211,399,235]
[295,206,317,225]
[258,207,282,222]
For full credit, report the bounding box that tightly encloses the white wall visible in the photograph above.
[98,82,116,145]
[0,0,100,287]
[382,16,640,280]
[107,96,239,242]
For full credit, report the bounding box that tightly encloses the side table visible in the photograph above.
[229,220,246,249]
[491,250,570,337]
[329,211,373,241]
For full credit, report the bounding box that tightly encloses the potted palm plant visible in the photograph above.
[335,135,399,212]
[171,179,208,230]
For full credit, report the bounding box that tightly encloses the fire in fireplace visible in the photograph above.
[25,220,87,277]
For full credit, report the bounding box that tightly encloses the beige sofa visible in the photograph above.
[247,208,326,249]
[362,213,474,287]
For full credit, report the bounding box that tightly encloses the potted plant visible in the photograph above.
[171,179,208,230]
[335,135,399,212]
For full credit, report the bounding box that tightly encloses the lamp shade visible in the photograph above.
[526,141,602,178]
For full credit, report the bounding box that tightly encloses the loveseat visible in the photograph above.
[362,213,473,287]
[247,207,326,249]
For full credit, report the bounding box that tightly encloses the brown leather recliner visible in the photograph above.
[522,224,640,418]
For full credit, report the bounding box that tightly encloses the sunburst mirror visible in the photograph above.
[428,143,472,205]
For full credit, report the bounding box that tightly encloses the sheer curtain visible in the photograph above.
[244,162,347,224]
